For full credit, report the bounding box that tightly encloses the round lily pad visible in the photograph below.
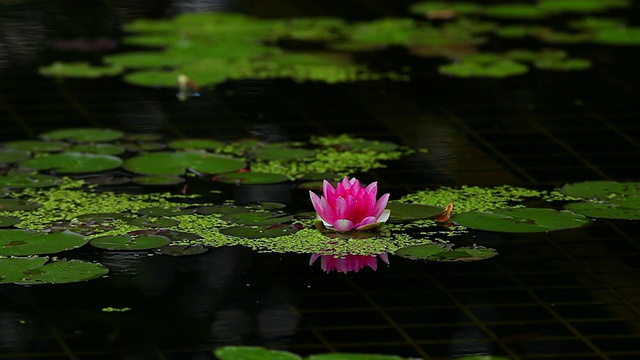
[126,216,181,228]
[131,175,185,186]
[0,257,109,285]
[215,172,289,185]
[453,208,592,233]
[220,224,300,238]
[395,243,451,259]
[0,229,87,256]
[0,149,30,164]
[40,128,124,142]
[215,346,302,360]
[2,140,69,152]
[75,212,128,223]
[0,173,62,188]
[439,58,528,78]
[222,212,293,226]
[154,244,208,256]
[89,234,171,250]
[251,145,316,161]
[387,202,446,221]
[565,196,640,220]
[68,143,125,155]
[21,152,123,173]
[0,199,42,211]
[308,353,405,360]
[122,151,245,176]
[594,27,640,45]
[0,216,20,228]
[559,181,640,199]
[138,207,194,216]
[483,4,548,19]
[168,139,225,151]
[39,62,123,78]
[428,246,499,262]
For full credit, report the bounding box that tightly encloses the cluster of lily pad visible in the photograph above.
[2,128,639,284]
[39,0,640,85]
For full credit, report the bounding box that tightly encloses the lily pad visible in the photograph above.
[89,234,171,250]
[0,229,87,256]
[559,181,640,199]
[594,27,640,45]
[423,246,498,262]
[154,244,208,256]
[215,172,289,185]
[168,139,225,151]
[439,58,528,78]
[138,207,194,217]
[0,216,20,228]
[68,143,125,155]
[74,212,128,223]
[40,128,124,142]
[0,199,42,211]
[0,149,30,164]
[251,145,316,161]
[308,354,406,360]
[395,243,451,259]
[387,202,446,221]
[21,152,123,173]
[215,346,302,360]
[565,196,640,220]
[222,212,293,226]
[131,175,185,186]
[453,208,592,233]
[0,257,108,285]
[126,216,180,228]
[483,4,548,19]
[0,173,62,188]
[39,62,123,78]
[122,151,245,176]
[220,224,300,238]
[2,140,69,152]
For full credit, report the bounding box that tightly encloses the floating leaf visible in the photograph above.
[215,346,302,360]
[0,229,87,256]
[2,140,68,152]
[220,225,299,238]
[439,57,528,78]
[0,199,42,211]
[453,208,592,233]
[122,151,245,176]
[196,204,250,215]
[424,246,498,262]
[483,4,548,19]
[154,244,208,256]
[138,206,194,217]
[308,354,406,360]
[126,216,180,228]
[565,196,640,220]
[21,152,123,173]
[394,243,451,259]
[89,234,171,250]
[560,181,640,199]
[0,216,20,228]
[222,212,293,226]
[40,128,124,142]
[215,172,289,185]
[68,143,125,155]
[0,149,30,164]
[387,202,446,221]
[0,257,108,285]
[594,27,640,45]
[0,173,62,188]
[168,139,225,151]
[74,212,128,223]
[251,144,316,161]
[39,62,123,78]
[131,175,185,186]
[538,0,630,13]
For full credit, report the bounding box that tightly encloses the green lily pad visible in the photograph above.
[0,199,42,211]
[154,244,208,256]
[220,224,300,238]
[20,152,123,173]
[196,204,250,215]
[215,346,302,360]
[423,246,498,262]
[594,27,640,45]
[483,4,549,19]
[74,212,128,223]
[126,216,180,228]
[168,139,225,151]
[534,57,592,71]
[131,175,185,186]
[89,234,171,250]
[410,2,481,17]
[222,212,293,226]
[458,356,511,360]
[387,202,446,221]
[538,0,630,13]
[251,145,316,161]
[0,257,108,285]
[124,70,182,87]
[2,140,69,152]
[40,128,124,142]
[215,172,289,185]
[0,216,20,228]
[122,151,245,176]
[39,62,123,78]
[453,208,592,233]
[560,181,640,199]
[308,354,406,360]
[0,229,87,256]
[0,173,62,188]
[68,143,125,155]
[394,243,451,259]
[0,149,30,164]
[138,206,194,217]
[568,17,627,30]
[565,196,640,220]
[439,58,528,78]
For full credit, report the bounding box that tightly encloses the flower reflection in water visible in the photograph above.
[310,253,389,273]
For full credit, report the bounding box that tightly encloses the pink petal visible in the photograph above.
[379,252,390,264]
[376,209,391,223]
[335,196,348,220]
[372,193,390,218]
[310,191,336,224]
[355,216,377,230]
[322,180,336,204]
[364,181,378,198]
[333,219,354,232]
[309,254,321,265]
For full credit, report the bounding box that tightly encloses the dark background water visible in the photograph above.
[1,1,640,359]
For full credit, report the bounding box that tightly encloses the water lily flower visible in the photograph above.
[310,253,389,273]
[309,177,391,232]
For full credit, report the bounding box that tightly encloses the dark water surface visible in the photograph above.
[1,1,640,359]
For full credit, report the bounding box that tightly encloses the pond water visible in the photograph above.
[1,1,640,359]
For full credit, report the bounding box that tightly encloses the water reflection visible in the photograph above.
[309,253,389,273]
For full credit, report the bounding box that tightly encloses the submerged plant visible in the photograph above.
[309,177,390,232]
[310,253,389,273]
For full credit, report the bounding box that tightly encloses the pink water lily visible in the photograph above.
[309,176,391,232]
[310,253,390,273]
